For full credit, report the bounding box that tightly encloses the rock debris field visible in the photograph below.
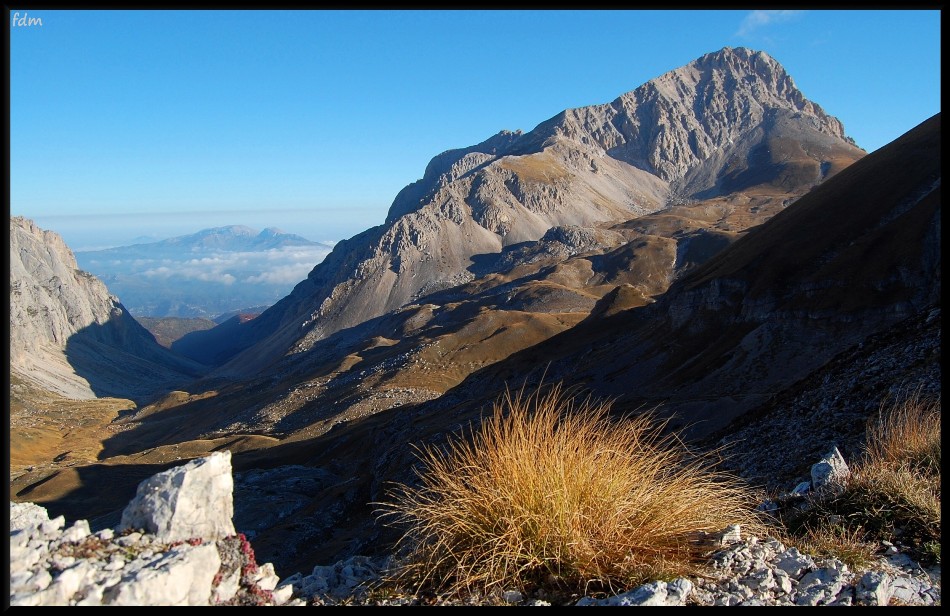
[9,451,940,606]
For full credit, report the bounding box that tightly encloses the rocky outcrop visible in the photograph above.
[688,534,940,606]
[9,452,301,606]
[9,216,203,401]
[210,46,863,377]
[281,454,940,607]
[10,449,940,607]
[263,530,940,607]
[118,451,236,542]
[575,578,693,606]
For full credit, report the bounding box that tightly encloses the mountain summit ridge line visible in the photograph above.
[207,46,863,378]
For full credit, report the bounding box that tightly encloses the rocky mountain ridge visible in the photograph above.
[9,216,203,401]
[398,113,939,443]
[77,225,323,256]
[207,46,863,377]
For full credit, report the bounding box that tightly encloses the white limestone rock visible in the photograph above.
[212,569,241,604]
[57,519,91,545]
[719,523,742,545]
[118,451,236,542]
[794,565,847,606]
[103,543,221,606]
[856,570,892,606]
[774,547,815,578]
[810,446,850,491]
[10,501,51,532]
[576,578,692,606]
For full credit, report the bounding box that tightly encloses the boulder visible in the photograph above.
[810,446,850,491]
[575,578,692,606]
[102,543,221,606]
[118,451,235,542]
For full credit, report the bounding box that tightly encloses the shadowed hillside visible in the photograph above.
[9,217,206,403]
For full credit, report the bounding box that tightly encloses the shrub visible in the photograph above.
[376,382,764,598]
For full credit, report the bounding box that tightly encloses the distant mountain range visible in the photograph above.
[92,225,319,254]
[74,226,335,318]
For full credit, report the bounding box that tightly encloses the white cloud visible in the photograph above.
[142,266,174,278]
[129,245,332,287]
[184,255,246,267]
[131,258,162,268]
[244,263,317,285]
[142,265,238,285]
[736,10,804,37]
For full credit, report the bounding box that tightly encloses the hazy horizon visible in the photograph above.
[23,208,373,252]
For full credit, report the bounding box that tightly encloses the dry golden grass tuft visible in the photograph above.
[376,382,764,598]
[864,389,941,478]
[785,521,878,571]
[785,390,941,565]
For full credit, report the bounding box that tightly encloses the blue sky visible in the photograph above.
[9,9,941,250]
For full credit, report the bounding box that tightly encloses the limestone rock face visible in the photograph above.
[102,543,222,606]
[9,216,203,401]
[601,46,848,185]
[9,453,301,606]
[10,216,123,397]
[10,502,52,533]
[214,47,863,377]
[118,451,236,542]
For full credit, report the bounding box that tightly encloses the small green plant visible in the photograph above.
[919,540,941,565]
[376,382,764,598]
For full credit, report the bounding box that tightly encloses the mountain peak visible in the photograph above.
[197,225,257,237]
[212,47,865,374]
[591,46,853,181]
[704,45,773,61]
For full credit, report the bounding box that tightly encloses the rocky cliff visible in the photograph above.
[9,216,203,401]
[210,46,863,377]
[9,452,302,606]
